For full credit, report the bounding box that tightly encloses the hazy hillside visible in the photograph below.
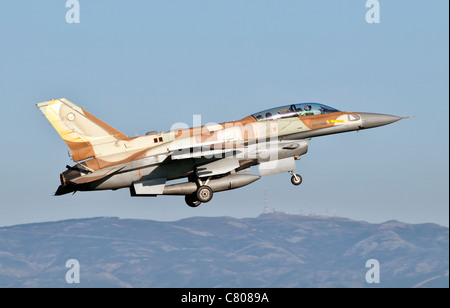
[0,214,448,288]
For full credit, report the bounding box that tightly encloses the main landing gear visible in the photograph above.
[185,194,202,208]
[289,171,303,186]
[184,178,214,207]
[196,185,213,203]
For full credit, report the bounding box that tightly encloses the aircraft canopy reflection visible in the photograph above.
[251,103,340,121]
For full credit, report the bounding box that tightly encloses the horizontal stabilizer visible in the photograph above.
[69,166,124,185]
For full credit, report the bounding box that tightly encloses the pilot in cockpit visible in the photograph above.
[320,106,333,114]
[291,104,304,116]
[303,104,313,116]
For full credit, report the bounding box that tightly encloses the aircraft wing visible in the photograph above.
[168,138,244,160]
[164,138,246,177]
[170,147,238,160]
[69,166,125,185]
[167,139,309,178]
[196,158,240,177]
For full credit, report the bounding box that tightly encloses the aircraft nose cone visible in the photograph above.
[360,112,403,129]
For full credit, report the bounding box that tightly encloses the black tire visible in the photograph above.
[291,174,303,186]
[196,185,213,203]
[185,194,201,208]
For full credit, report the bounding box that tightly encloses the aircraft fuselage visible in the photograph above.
[37,99,406,206]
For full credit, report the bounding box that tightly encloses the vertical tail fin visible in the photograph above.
[37,98,128,161]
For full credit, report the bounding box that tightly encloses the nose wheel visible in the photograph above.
[289,171,303,186]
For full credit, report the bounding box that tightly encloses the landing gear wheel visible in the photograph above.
[185,194,201,208]
[196,185,213,203]
[291,174,303,186]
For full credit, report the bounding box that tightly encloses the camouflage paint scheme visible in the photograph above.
[37,98,405,206]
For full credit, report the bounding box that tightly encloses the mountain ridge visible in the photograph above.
[0,213,448,288]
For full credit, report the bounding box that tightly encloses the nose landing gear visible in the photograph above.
[289,171,303,186]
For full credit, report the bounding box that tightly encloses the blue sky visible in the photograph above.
[0,1,448,227]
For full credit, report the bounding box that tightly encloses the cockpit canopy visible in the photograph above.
[251,103,339,121]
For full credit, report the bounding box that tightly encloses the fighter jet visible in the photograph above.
[37,98,408,207]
